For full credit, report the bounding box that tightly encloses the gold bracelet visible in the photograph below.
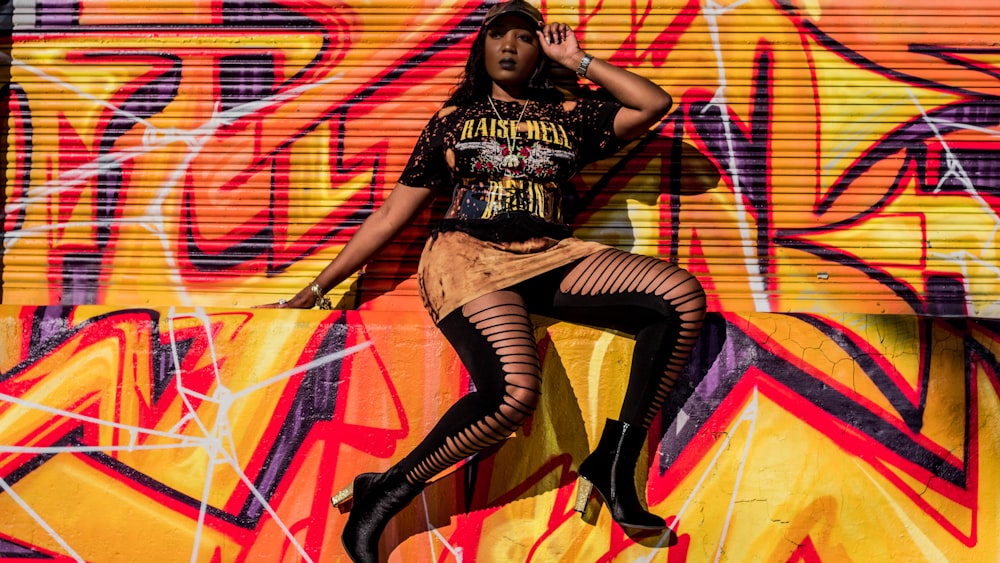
[310,282,333,310]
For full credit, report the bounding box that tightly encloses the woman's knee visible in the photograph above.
[668,269,707,320]
[462,366,541,431]
[510,381,541,409]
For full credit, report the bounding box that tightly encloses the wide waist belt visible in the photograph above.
[444,181,562,223]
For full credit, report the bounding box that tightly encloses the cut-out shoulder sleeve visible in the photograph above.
[576,97,628,165]
[398,109,451,191]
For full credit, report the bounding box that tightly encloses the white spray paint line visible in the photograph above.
[0,475,86,562]
[2,145,150,215]
[854,459,950,561]
[5,54,343,305]
[0,49,366,559]
[712,388,759,562]
[5,57,344,217]
[230,340,372,401]
[701,0,772,312]
[0,443,203,454]
[201,381,314,563]
[0,307,363,559]
[165,307,232,563]
[167,307,315,562]
[189,426,222,563]
[906,87,1000,317]
[0,391,206,446]
[907,88,1000,247]
[421,491,464,562]
[140,104,223,307]
[636,386,760,562]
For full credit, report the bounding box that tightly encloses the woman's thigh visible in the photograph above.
[518,248,705,334]
[436,289,544,415]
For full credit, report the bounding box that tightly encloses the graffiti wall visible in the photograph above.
[3,0,1000,561]
[5,0,1000,315]
[1,306,998,561]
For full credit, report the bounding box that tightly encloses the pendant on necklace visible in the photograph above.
[488,97,531,173]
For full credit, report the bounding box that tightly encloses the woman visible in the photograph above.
[268,1,706,560]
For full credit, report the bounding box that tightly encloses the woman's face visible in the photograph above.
[483,15,541,89]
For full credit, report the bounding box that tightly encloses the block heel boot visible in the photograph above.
[574,418,666,530]
[332,467,425,563]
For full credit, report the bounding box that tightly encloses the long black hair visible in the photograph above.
[443,24,562,107]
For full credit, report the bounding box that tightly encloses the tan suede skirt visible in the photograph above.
[417,230,609,323]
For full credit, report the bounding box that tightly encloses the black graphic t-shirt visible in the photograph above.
[399,96,625,243]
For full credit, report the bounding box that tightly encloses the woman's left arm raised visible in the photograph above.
[538,22,672,141]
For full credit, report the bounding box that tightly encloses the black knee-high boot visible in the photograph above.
[334,466,425,563]
[575,418,665,529]
[332,298,539,561]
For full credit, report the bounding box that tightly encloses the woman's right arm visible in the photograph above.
[262,182,437,308]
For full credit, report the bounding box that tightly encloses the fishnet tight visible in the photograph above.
[397,248,705,485]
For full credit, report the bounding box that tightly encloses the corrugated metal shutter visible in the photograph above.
[4,0,1000,316]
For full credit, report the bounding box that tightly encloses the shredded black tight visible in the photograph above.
[395,249,706,485]
[550,248,706,429]
[398,291,542,485]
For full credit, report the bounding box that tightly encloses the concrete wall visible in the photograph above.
[3,0,1000,561]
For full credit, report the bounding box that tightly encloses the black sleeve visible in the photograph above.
[398,111,449,190]
[576,97,628,165]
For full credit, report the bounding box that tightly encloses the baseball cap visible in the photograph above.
[482,0,544,29]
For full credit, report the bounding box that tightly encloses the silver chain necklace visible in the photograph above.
[487,96,530,170]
